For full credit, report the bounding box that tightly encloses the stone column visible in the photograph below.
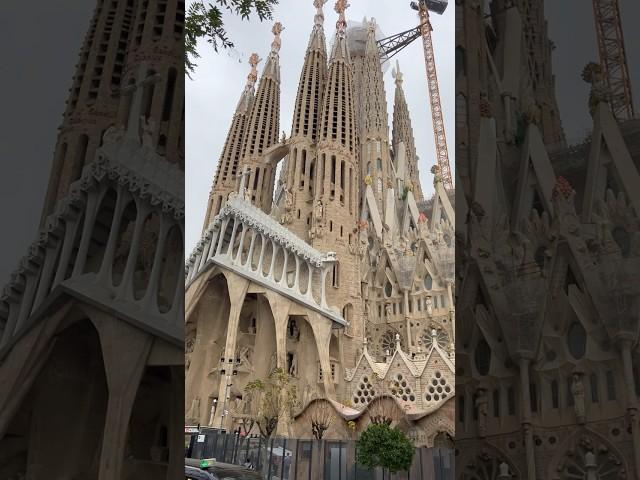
[620,338,640,480]
[93,312,153,480]
[212,274,249,429]
[309,312,336,399]
[518,356,536,480]
[265,292,292,437]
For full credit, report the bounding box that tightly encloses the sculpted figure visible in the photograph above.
[475,389,488,437]
[571,372,586,421]
[141,115,155,148]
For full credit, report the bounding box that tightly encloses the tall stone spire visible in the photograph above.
[312,0,364,360]
[41,0,186,223]
[201,54,260,231]
[279,0,329,239]
[239,22,283,210]
[352,18,393,213]
[392,60,423,201]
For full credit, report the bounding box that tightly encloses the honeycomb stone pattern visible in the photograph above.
[353,375,376,406]
[391,373,416,403]
[425,371,451,404]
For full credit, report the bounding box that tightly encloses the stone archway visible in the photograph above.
[458,444,520,480]
[0,318,109,480]
[547,430,628,480]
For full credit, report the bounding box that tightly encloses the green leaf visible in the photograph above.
[356,424,415,473]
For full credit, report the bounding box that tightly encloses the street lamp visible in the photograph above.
[219,355,241,431]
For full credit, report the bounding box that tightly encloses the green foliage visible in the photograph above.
[185,0,279,76]
[244,368,296,438]
[356,423,414,473]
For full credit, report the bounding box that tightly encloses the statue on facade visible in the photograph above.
[475,388,489,437]
[384,302,392,319]
[268,352,279,374]
[140,115,155,149]
[571,372,586,422]
[288,353,298,377]
[425,296,433,315]
[185,337,195,371]
[475,388,488,437]
[288,319,300,340]
[311,199,325,238]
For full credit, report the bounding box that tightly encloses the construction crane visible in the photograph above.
[592,0,635,120]
[377,0,453,191]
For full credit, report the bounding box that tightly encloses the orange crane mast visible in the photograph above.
[377,0,453,191]
[592,0,634,120]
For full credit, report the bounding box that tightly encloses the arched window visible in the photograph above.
[455,93,467,129]
[567,321,586,359]
[424,274,433,290]
[455,47,466,77]
[474,338,491,376]
[384,280,392,297]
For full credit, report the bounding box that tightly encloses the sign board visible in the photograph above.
[185,426,199,434]
[197,434,206,443]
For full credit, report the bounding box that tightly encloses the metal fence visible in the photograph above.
[186,429,453,480]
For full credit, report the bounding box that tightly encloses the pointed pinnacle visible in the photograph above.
[271,22,285,54]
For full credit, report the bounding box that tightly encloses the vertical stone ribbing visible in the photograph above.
[281,2,328,239]
[201,56,258,232]
[312,2,363,366]
[392,61,423,201]
[41,0,137,222]
[238,23,283,211]
[353,19,394,212]
[41,0,185,224]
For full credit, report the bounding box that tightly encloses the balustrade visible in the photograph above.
[186,195,345,326]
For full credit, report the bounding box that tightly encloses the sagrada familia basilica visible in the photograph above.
[185,0,455,446]
[456,0,640,478]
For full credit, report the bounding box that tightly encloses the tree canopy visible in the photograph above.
[356,423,415,473]
[185,0,279,76]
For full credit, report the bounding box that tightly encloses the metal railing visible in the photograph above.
[186,429,453,480]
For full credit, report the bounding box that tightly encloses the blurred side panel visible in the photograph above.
[456,0,639,478]
[0,1,184,479]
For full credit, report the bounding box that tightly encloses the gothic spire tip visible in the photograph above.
[334,0,350,35]
[271,22,284,54]
[314,0,327,26]
[246,53,261,87]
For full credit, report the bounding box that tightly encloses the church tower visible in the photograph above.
[280,0,328,239]
[238,23,283,211]
[352,19,394,212]
[40,0,185,222]
[312,0,363,357]
[392,61,423,201]
[201,55,259,231]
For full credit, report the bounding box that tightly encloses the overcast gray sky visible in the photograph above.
[185,0,455,253]
[0,0,93,286]
[546,0,639,144]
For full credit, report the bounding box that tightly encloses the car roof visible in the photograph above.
[185,465,217,480]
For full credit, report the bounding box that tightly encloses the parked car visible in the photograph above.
[185,458,263,480]
[185,464,218,479]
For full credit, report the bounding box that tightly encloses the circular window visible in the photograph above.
[567,321,587,359]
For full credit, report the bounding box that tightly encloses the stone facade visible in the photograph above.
[0,1,184,479]
[457,0,640,478]
[186,0,455,446]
